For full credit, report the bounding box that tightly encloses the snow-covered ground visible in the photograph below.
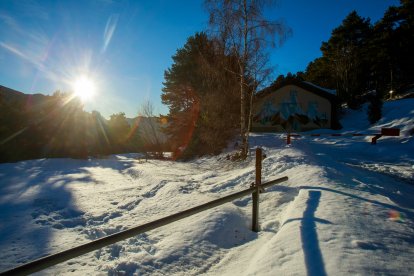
[0,99,413,275]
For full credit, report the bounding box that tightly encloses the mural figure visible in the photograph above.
[253,90,329,131]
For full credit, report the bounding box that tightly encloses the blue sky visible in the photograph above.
[0,0,399,118]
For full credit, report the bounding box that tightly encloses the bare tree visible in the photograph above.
[137,100,164,157]
[205,0,291,158]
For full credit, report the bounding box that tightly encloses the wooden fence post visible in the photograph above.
[252,148,262,232]
[371,134,382,145]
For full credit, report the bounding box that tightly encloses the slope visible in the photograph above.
[0,99,413,275]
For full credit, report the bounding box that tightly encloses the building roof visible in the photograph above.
[255,79,339,104]
[302,81,336,95]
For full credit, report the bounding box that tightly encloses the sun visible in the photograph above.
[72,76,96,102]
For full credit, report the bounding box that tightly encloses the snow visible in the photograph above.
[0,99,413,275]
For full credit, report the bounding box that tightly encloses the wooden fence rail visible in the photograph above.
[286,127,400,145]
[1,148,288,276]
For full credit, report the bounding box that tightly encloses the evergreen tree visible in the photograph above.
[320,11,372,108]
[395,0,414,89]
[88,110,112,156]
[162,33,240,159]
[304,57,336,89]
[304,1,414,105]
[368,5,400,98]
[162,34,205,157]
[107,112,132,153]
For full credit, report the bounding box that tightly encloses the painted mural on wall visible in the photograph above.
[253,89,329,131]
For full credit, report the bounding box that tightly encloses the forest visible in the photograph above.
[0,88,169,162]
[0,0,413,162]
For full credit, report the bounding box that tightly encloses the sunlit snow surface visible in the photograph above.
[0,99,413,275]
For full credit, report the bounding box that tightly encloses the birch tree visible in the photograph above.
[205,0,291,158]
[138,100,164,154]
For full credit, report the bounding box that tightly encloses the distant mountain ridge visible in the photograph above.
[1,84,168,145]
[0,85,49,109]
[0,85,25,98]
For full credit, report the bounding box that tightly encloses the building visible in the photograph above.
[252,80,340,132]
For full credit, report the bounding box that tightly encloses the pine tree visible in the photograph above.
[320,11,372,108]
[162,33,240,159]
[107,112,132,153]
[304,57,336,89]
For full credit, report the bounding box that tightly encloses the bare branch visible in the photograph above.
[204,0,291,158]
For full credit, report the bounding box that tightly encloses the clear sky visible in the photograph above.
[0,0,399,118]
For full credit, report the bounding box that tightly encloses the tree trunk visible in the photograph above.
[245,86,255,155]
[240,69,248,158]
[240,0,249,159]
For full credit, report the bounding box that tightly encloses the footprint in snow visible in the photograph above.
[351,240,385,250]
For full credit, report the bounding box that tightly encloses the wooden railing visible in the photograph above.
[286,127,400,145]
[1,148,288,276]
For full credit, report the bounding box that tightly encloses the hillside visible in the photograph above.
[0,99,413,275]
[0,85,48,107]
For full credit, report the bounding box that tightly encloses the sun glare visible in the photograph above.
[72,76,96,102]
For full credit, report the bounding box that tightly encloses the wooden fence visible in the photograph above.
[286,127,400,145]
[1,148,288,275]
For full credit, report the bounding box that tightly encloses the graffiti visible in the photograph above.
[253,90,329,131]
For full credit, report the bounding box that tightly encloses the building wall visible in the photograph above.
[252,84,332,132]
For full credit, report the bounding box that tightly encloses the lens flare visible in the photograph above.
[389,210,404,222]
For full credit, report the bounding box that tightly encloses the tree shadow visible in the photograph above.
[0,158,103,272]
[82,154,139,173]
[299,137,414,210]
[283,190,329,276]
[300,186,414,220]
[300,191,328,276]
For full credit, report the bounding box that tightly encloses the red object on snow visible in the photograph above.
[381,128,400,136]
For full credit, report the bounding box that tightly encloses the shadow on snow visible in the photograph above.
[0,155,137,272]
